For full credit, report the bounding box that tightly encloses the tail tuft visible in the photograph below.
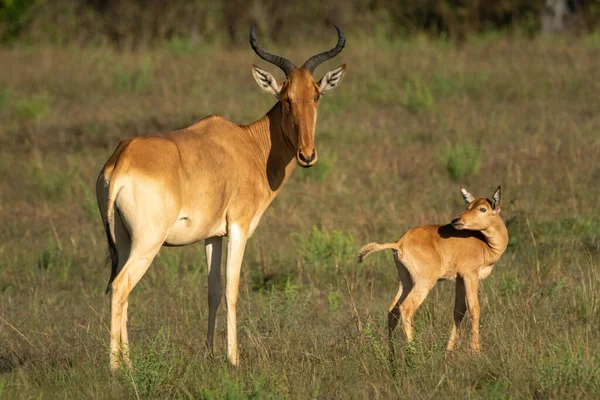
[104,219,118,294]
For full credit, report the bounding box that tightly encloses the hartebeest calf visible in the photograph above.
[358,186,508,353]
[96,25,346,371]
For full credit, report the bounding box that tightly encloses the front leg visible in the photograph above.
[464,275,481,352]
[225,224,248,366]
[205,236,223,354]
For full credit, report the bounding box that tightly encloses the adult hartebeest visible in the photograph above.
[358,186,508,354]
[96,25,346,371]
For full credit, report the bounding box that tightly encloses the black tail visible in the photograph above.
[104,219,118,294]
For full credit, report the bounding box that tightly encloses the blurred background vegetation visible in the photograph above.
[1,0,600,48]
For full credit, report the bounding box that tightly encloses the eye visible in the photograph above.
[479,207,487,213]
[314,95,320,102]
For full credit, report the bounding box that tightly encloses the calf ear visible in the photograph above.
[492,186,502,213]
[252,65,281,98]
[318,64,346,94]
[460,186,475,205]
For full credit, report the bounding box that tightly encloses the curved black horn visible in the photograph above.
[249,25,296,76]
[302,25,346,74]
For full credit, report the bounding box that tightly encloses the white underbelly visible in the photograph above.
[164,215,227,245]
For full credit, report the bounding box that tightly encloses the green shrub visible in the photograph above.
[0,86,11,111]
[112,57,154,92]
[538,343,600,394]
[38,238,60,271]
[443,141,482,182]
[430,70,489,98]
[124,328,181,398]
[29,165,75,200]
[327,285,342,312]
[292,226,355,271]
[402,74,433,112]
[76,177,98,219]
[15,92,51,121]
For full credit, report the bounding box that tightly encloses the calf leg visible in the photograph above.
[464,275,481,352]
[446,277,467,351]
[399,280,434,342]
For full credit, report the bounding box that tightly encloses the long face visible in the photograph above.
[249,24,347,168]
[451,186,502,231]
[252,64,346,167]
[280,68,321,167]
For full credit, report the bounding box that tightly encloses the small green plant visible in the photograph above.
[0,87,11,111]
[363,321,388,366]
[112,57,154,92]
[327,285,342,312]
[76,177,98,219]
[430,70,488,99]
[124,328,180,398]
[168,36,196,56]
[402,74,433,112]
[537,343,600,394]
[37,237,71,281]
[500,271,521,298]
[443,141,482,182]
[38,238,60,271]
[299,151,337,182]
[543,278,565,298]
[29,166,76,200]
[15,92,51,121]
[157,248,181,278]
[283,276,300,303]
[478,379,511,399]
[292,226,355,271]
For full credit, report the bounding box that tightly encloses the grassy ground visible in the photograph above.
[0,34,599,399]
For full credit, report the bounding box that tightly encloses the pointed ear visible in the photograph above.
[252,65,281,98]
[460,186,475,205]
[492,186,502,213]
[317,64,346,95]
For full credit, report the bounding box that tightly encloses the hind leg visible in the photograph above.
[398,279,435,342]
[388,257,414,367]
[446,277,467,352]
[388,257,413,338]
[110,239,163,372]
[205,236,223,354]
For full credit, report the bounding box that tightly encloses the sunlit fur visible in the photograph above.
[96,59,345,372]
[357,186,508,354]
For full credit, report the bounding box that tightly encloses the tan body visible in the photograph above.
[358,186,508,353]
[97,26,347,371]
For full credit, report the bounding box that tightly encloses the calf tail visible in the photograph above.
[358,242,400,263]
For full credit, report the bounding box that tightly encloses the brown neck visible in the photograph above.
[242,102,298,192]
[480,216,509,262]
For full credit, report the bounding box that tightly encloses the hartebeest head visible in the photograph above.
[452,186,502,231]
[249,25,347,167]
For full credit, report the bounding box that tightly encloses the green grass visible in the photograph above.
[0,87,10,111]
[443,141,483,182]
[0,34,599,399]
[14,91,51,121]
[402,74,434,112]
[111,56,154,92]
